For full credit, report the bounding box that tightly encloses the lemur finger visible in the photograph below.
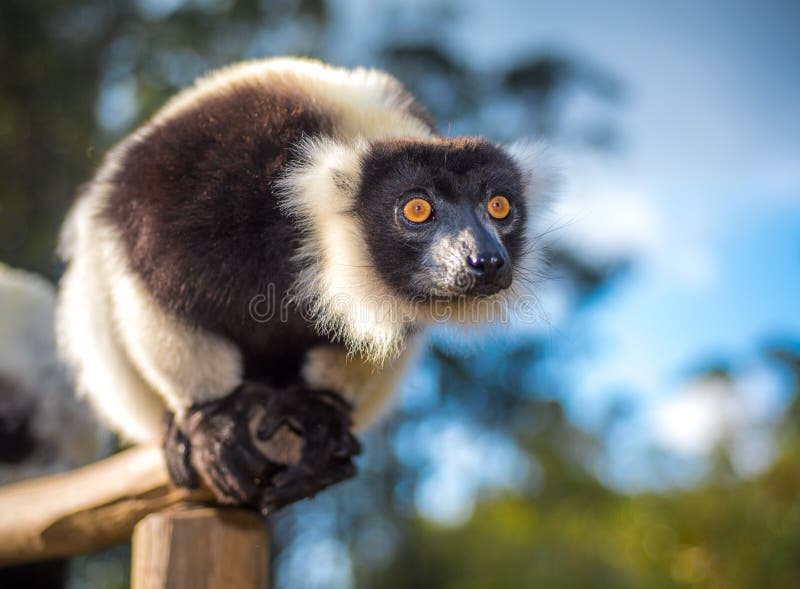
[258,459,356,514]
[194,438,261,504]
[162,412,199,489]
[311,388,355,414]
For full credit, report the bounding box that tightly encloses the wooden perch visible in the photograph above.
[0,443,214,566]
[132,506,268,589]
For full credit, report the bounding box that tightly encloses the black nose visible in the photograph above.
[467,253,510,288]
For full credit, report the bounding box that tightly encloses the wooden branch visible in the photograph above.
[0,444,214,566]
[132,507,269,589]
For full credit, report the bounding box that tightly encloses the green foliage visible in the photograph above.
[363,465,800,589]
[359,349,800,589]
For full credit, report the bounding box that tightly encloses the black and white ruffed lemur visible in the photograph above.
[56,57,553,512]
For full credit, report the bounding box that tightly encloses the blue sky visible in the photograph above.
[366,0,800,503]
[570,3,798,481]
[539,4,800,420]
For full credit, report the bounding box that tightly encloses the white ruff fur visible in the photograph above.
[502,139,560,310]
[168,57,436,363]
[278,138,557,361]
[277,138,424,364]
[56,58,435,440]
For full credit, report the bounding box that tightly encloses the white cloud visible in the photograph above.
[413,423,529,526]
[553,153,721,293]
[652,378,739,456]
[650,366,783,477]
[554,164,661,262]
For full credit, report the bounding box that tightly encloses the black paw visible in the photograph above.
[163,412,197,489]
[163,382,361,514]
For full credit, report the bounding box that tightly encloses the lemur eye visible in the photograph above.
[403,197,433,223]
[487,195,511,220]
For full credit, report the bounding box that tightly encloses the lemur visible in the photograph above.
[0,263,109,589]
[56,57,551,512]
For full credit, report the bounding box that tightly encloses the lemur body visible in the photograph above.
[56,58,548,507]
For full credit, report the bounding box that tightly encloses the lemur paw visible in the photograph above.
[162,381,361,514]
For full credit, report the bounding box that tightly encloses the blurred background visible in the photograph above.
[1,0,799,587]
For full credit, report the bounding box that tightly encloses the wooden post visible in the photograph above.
[131,506,269,589]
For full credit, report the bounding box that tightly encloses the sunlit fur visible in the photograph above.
[57,179,244,440]
[153,57,434,140]
[56,57,554,444]
[276,137,420,363]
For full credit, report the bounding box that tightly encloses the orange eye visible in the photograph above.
[403,197,433,223]
[487,195,511,219]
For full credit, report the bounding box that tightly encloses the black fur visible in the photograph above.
[0,375,36,464]
[0,377,70,589]
[103,83,337,384]
[0,380,69,588]
[100,75,440,385]
[355,137,528,298]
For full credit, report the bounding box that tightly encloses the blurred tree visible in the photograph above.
[356,346,800,589]
[0,0,328,278]
[2,2,797,589]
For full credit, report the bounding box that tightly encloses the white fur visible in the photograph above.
[57,188,167,443]
[301,344,416,430]
[277,138,557,356]
[154,57,433,141]
[503,140,561,307]
[57,154,243,442]
[209,59,436,362]
[505,139,561,247]
[276,137,423,364]
[106,258,243,416]
[56,57,437,441]
[0,263,110,483]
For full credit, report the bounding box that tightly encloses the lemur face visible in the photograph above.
[355,138,528,300]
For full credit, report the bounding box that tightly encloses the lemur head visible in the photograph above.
[279,135,550,362]
[354,137,527,300]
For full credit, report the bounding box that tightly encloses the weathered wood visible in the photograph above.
[0,444,213,566]
[131,506,269,589]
